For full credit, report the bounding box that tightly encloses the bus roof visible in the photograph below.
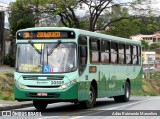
[17,27,141,45]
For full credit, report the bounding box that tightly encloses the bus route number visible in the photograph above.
[37,32,60,38]
[51,81,64,85]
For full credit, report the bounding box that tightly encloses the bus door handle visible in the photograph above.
[85,75,88,80]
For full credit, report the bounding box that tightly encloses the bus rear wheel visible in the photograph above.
[33,100,48,110]
[114,81,130,102]
[80,85,96,108]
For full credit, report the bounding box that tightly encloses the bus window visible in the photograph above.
[78,36,87,75]
[119,43,125,64]
[126,44,132,64]
[101,40,110,64]
[138,46,141,65]
[133,45,138,65]
[111,42,118,64]
[90,38,100,63]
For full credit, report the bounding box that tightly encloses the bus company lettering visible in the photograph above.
[37,81,48,84]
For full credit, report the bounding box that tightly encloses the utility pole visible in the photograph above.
[0,11,4,64]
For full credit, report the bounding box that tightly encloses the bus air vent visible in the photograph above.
[22,75,64,80]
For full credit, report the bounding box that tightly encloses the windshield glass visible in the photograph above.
[16,43,77,73]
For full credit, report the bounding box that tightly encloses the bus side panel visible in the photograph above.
[130,66,142,92]
[88,65,100,97]
[78,66,90,101]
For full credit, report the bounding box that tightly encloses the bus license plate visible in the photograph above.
[37,92,48,96]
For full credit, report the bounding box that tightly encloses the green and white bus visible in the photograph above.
[14,27,142,110]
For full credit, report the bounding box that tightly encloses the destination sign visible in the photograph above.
[17,30,75,39]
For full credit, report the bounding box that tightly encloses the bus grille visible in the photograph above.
[22,75,64,80]
[26,85,60,88]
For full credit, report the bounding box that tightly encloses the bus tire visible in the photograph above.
[33,100,48,110]
[114,81,130,102]
[80,85,96,108]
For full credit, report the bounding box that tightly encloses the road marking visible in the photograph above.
[69,116,85,119]
[40,116,59,119]
[69,97,160,119]
[36,97,160,119]
[100,97,160,110]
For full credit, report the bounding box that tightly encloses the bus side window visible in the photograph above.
[90,38,100,63]
[138,46,141,65]
[119,43,125,64]
[111,42,118,64]
[126,44,132,64]
[133,45,138,65]
[101,40,110,64]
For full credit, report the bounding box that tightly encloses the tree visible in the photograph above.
[149,42,160,50]
[46,0,154,31]
[8,0,35,36]
[8,0,156,32]
[139,16,160,34]
[141,40,149,51]
[102,5,140,38]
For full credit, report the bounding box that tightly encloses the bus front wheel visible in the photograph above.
[33,100,48,110]
[114,81,130,102]
[80,85,96,108]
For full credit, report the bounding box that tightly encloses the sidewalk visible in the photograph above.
[0,65,14,72]
[0,65,33,111]
[0,100,33,111]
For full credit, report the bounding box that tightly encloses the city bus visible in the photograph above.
[14,27,142,110]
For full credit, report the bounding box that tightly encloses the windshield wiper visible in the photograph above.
[28,41,42,54]
[47,40,61,56]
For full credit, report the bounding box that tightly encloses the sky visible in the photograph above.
[0,0,15,4]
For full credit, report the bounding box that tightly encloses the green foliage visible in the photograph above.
[0,72,14,101]
[150,72,160,79]
[3,54,15,67]
[0,91,14,101]
[105,18,140,38]
[141,40,149,51]
[132,79,160,96]
[139,17,160,34]
[8,0,35,36]
[149,42,160,50]
[103,6,140,38]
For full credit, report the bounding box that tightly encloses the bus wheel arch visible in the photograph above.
[80,79,97,108]
[91,79,98,98]
[114,79,131,102]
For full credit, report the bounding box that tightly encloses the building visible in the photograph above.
[131,32,160,44]
[142,51,156,65]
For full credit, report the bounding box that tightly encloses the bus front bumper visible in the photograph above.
[14,83,78,101]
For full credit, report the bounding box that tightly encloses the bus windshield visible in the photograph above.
[16,43,77,73]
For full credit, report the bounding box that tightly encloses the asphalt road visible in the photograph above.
[1,96,160,119]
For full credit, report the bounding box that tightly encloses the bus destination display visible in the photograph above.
[17,31,75,39]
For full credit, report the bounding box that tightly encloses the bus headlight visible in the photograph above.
[16,81,26,89]
[61,79,77,89]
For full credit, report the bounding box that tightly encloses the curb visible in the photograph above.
[0,103,33,111]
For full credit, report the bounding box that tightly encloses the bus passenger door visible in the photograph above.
[78,36,89,101]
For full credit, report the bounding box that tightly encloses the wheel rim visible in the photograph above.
[88,90,94,104]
